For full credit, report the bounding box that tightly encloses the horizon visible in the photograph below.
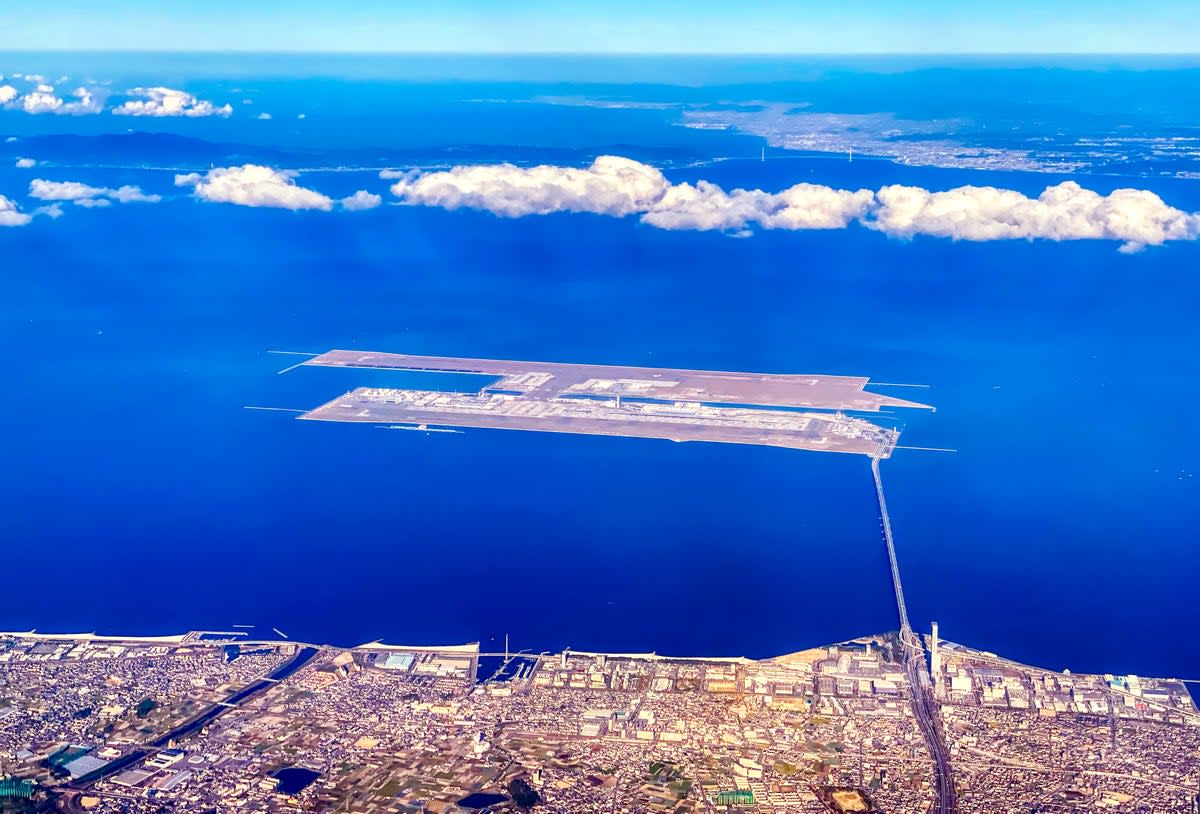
[5,0,1200,55]
[4,49,1200,57]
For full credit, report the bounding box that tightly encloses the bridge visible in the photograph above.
[871,456,911,639]
[870,456,957,814]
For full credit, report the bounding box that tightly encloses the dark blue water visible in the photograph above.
[272,767,321,795]
[1,56,1197,679]
[458,792,509,809]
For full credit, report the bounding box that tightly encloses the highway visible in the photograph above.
[67,646,320,790]
[871,457,957,814]
[906,651,959,814]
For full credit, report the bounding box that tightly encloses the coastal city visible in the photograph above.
[1,628,1196,813]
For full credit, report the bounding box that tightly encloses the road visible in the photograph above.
[906,649,959,814]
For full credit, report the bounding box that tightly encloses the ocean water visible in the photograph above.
[1,55,1197,678]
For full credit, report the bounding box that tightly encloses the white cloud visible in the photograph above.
[175,164,333,211]
[33,203,63,219]
[29,180,103,201]
[62,87,103,114]
[0,194,32,227]
[387,155,1200,251]
[297,113,306,120]
[109,185,161,203]
[23,74,46,85]
[643,181,874,232]
[390,156,671,217]
[2,85,103,115]
[340,190,382,211]
[112,87,232,118]
[257,112,272,120]
[19,91,62,114]
[29,178,162,206]
[868,181,1200,253]
[15,157,35,169]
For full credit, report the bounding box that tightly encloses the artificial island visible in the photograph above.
[2,352,1195,814]
[292,350,932,458]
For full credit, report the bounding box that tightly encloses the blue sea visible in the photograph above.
[2,55,1197,678]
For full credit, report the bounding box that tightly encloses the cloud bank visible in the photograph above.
[2,85,102,115]
[112,87,232,118]
[868,183,1198,252]
[29,179,161,206]
[0,194,32,227]
[387,156,1200,251]
[175,165,333,211]
[1,77,225,117]
[389,156,671,217]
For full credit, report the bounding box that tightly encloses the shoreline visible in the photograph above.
[3,628,1191,685]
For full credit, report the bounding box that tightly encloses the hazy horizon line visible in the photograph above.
[4,49,1199,57]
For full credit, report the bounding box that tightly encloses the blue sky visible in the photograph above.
[4,0,1199,54]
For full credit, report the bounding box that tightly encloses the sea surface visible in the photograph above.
[1,55,1197,678]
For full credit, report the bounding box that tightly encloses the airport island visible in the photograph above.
[288,350,933,458]
[2,352,1193,813]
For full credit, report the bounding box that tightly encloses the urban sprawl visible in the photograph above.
[0,629,1196,813]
